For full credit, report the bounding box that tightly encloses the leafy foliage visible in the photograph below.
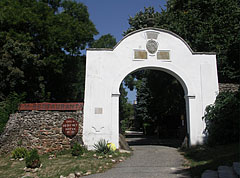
[203,90,240,145]
[91,34,117,48]
[0,0,98,102]
[124,7,160,35]
[134,71,185,135]
[11,147,28,159]
[146,71,185,119]
[135,77,152,134]
[25,149,41,168]
[93,139,112,154]
[0,92,24,134]
[71,143,86,156]
[119,84,135,133]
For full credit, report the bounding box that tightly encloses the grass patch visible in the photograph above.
[0,149,131,178]
[180,143,239,178]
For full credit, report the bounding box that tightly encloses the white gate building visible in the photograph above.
[83,28,219,149]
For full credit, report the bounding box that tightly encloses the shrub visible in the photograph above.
[203,90,240,146]
[93,139,112,154]
[120,119,128,134]
[71,143,86,156]
[11,147,28,159]
[0,92,25,134]
[25,149,41,168]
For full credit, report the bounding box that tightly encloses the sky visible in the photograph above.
[77,0,167,103]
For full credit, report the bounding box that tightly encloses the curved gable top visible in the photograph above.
[88,28,216,55]
[84,27,219,149]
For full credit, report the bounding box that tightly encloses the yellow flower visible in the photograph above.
[107,143,116,151]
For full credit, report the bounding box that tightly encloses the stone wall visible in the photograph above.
[0,111,83,154]
[219,83,239,93]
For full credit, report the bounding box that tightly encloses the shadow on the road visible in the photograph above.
[125,132,182,148]
[171,168,190,178]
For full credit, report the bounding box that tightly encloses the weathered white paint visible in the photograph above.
[83,28,219,149]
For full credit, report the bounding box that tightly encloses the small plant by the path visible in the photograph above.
[71,143,87,156]
[25,149,41,168]
[11,147,28,159]
[94,139,113,154]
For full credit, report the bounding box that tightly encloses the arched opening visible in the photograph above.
[118,67,189,148]
[83,28,218,149]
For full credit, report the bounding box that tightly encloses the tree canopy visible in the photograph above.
[91,34,117,49]
[0,0,98,102]
[134,70,185,135]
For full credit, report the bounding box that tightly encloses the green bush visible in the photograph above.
[120,119,128,134]
[143,122,153,135]
[0,92,25,134]
[71,143,86,156]
[25,149,41,168]
[11,147,28,159]
[93,139,111,154]
[203,89,240,145]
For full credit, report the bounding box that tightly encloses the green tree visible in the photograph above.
[134,70,185,135]
[0,92,24,134]
[0,0,98,102]
[0,38,39,101]
[135,77,153,134]
[147,71,185,120]
[91,34,117,48]
[124,7,160,35]
[119,84,135,133]
[147,71,185,137]
[203,90,240,145]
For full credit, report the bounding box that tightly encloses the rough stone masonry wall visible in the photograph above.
[0,111,83,154]
[219,83,239,93]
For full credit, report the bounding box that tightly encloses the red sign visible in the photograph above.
[62,118,79,138]
[18,103,83,111]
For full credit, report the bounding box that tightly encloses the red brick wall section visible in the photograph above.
[18,103,83,111]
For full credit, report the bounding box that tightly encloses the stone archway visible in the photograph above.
[83,28,219,149]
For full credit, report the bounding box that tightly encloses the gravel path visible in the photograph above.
[85,134,190,178]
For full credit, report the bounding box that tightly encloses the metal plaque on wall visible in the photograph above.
[62,118,79,138]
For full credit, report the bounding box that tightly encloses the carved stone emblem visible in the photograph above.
[146,40,158,54]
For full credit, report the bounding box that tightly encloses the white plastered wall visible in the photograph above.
[83,28,219,149]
